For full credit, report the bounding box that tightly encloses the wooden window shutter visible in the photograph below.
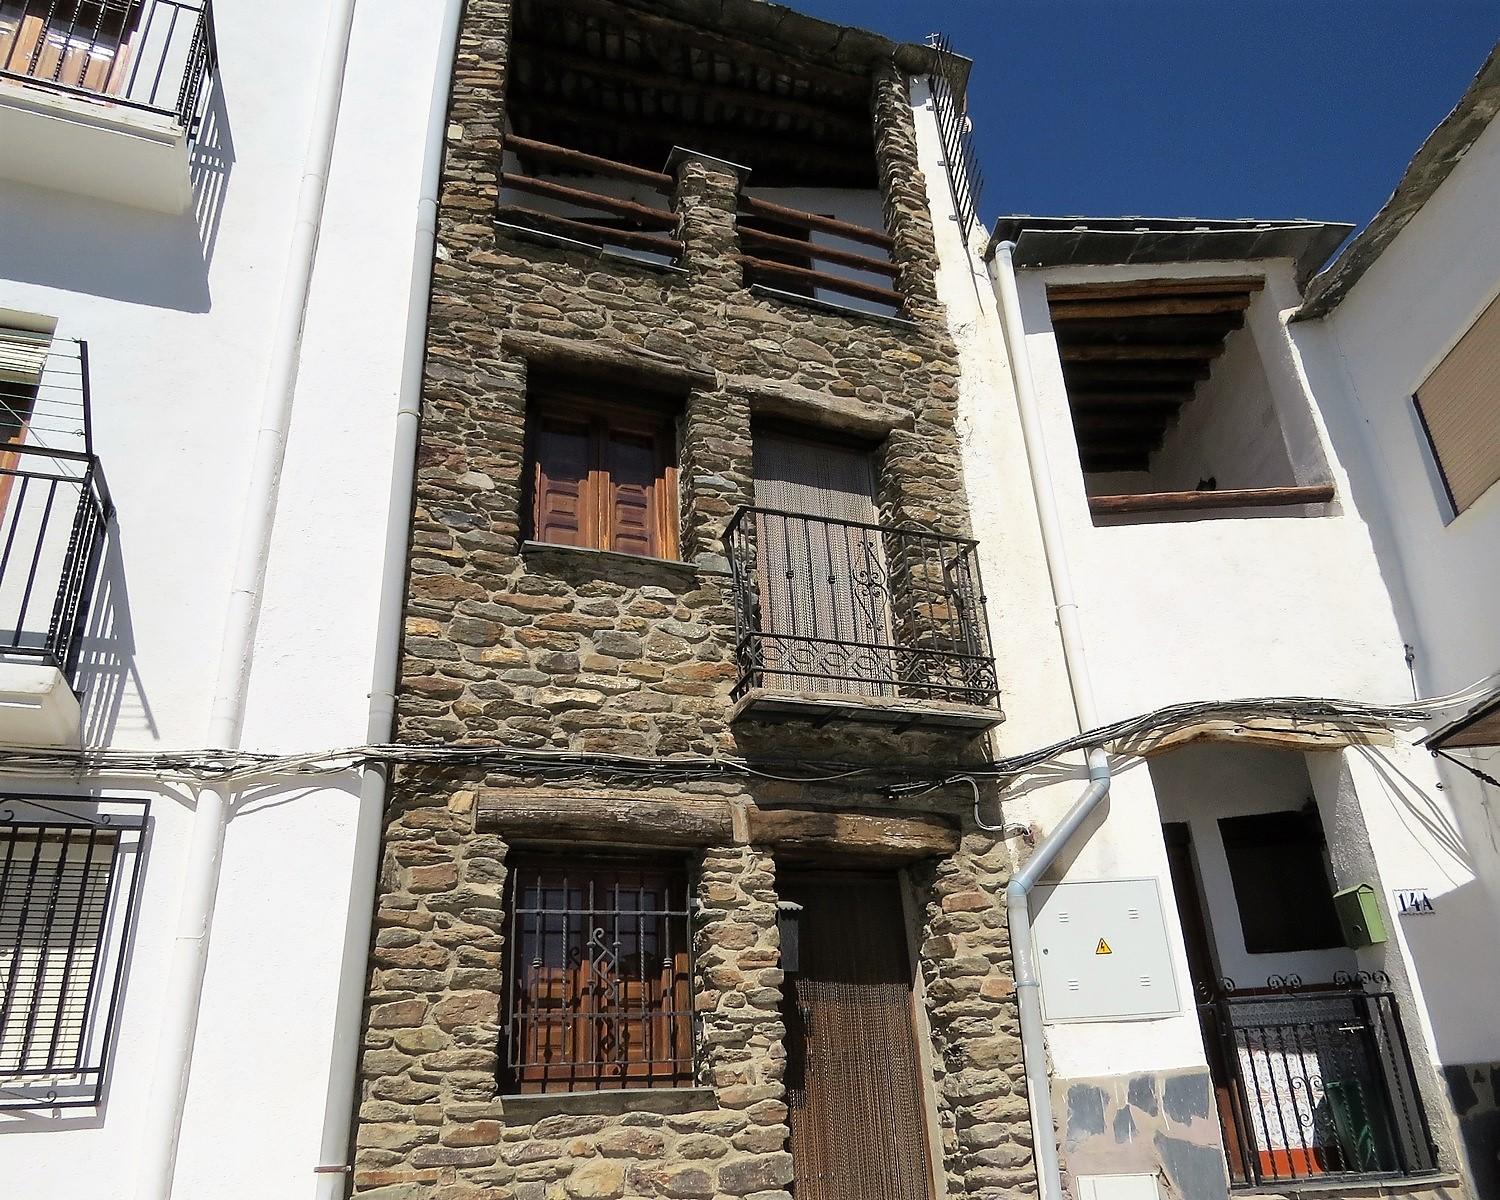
[1415,292,1500,515]
[529,389,678,560]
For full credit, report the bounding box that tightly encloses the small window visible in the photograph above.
[526,380,679,560]
[1219,809,1343,955]
[1414,292,1500,517]
[502,855,696,1093]
[0,798,148,1110]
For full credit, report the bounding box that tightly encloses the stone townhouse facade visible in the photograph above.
[349,3,1033,1199]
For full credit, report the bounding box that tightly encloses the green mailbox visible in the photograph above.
[1334,883,1388,947]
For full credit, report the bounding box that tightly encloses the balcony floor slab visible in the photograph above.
[729,686,1003,731]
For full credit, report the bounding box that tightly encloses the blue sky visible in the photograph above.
[789,0,1499,231]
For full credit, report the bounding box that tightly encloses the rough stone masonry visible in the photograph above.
[350,3,1035,1198]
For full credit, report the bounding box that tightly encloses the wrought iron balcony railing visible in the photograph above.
[1198,978,1437,1188]
[0,0,216,135]
[723,506,999,712]
[0,335,112,682]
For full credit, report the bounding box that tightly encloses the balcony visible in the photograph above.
[0,334,112,746]
[1199,981,1439,1189]
[0,0,216,211]
[723,507,1001,730]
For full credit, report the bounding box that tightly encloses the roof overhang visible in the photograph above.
[1427,687,1500,751]
[1295,42,1500,322]
[986,216,1355,290]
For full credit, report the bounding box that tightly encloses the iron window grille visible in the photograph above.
[503,856,697,1094]
[0,0,217,136]
[0,333,113,682]
[0,795,148,1110]
[723,505,1000,707]
[1200,976,1437,1188]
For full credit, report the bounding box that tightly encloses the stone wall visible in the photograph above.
[352,1,1032,1197]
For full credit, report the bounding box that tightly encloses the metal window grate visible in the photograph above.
[0,796,147,1110]
[926,33,984,237]
[503,856,697,1093]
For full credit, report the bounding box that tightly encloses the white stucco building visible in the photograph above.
[919,38,1500,1200]
[0,1,454,1196]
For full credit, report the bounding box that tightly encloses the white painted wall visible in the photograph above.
[0,0,446,1195]
[913,71,1500,1181]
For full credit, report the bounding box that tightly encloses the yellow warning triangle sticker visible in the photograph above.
[1095,938,1112,955]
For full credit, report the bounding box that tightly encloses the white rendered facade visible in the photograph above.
[0,1,450,1196]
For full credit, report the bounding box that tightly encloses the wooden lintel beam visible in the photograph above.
[1059,342,1225,362]
[746,807,959,860]
[476,792,733,846]
[1088,483,1337,516]
[534,0,873,94]
[1047,276,1265,302]
[1049,295,1254,320]
[515,40,871,135]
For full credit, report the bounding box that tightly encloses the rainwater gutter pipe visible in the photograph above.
[989,240,1113,1200]
[134,1,363,1195]
[310,1,463,1193]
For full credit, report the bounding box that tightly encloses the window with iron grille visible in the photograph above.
[0,796,147,1110]
[502,855,696,1093]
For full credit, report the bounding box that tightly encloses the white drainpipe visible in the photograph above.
[134,1,363,1195]
[311,1,463,1192]
[989,240,1113,1200]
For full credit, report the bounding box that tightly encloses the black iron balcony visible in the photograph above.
[723,506,1000,729]
[0,336,112,684]
[1199,979,1438,1188]
[0,0,215,134]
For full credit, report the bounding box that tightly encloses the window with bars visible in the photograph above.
[0,797,147,1110]
[502,855,697,1094]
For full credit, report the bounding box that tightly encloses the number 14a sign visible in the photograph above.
[1394,888,1435,916]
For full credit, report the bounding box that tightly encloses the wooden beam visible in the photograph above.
[1063,361,1213,383]
[476,792,732,846]
[501,174,677,228]
[746,807,959,860]
[1049,295,1254,320]
[740,226,897,277]
[1047,276,1265,301]
[532,0,873,94]
[1059,342,1224,362]
[505,134,673,191]
[1082,453,1150,473]
[1067,390,1193,406]
[515,40,871,135]
[1088,484,1336,516]
[497,205,684,257]
[739,194,892,249]
[738,256,902,308]
[1072,411,1176,433]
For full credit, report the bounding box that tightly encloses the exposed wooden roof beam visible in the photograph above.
[1059,342,1225,362]
[1050,295,1254,320]
[1064,361,1213,383]
[530,0,873,94]
[1047,276,1265,301]
[1082,452,1151,472]
[514,41,872,135]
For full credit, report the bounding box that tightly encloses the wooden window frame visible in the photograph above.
[525,381,680,560]
[501,853,697,1095]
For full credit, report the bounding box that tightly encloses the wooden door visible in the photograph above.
[751,430,893,696]
[1164,823,1252,1183]
[780,870,933,1200]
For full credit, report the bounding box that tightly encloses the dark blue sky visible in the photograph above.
[791,0,1499,231]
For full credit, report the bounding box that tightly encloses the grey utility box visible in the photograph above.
[1031,878,1181,1022]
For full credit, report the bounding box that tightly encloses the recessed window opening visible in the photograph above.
[1219,808,1343,955]
[1413,290,1500,520]
[501,853,696,1094]
[498,0,884,279]
[1049,276,1335,523]
[524,372,681,561]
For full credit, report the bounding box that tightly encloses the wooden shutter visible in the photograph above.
[530,391,678,559]
[1,3,136,95]
[1414,292,1500,514]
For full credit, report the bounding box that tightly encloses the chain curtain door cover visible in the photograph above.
[751,431,894,697]
[779,870,934,1200]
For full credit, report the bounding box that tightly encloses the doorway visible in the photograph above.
[778,868,933,1200]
